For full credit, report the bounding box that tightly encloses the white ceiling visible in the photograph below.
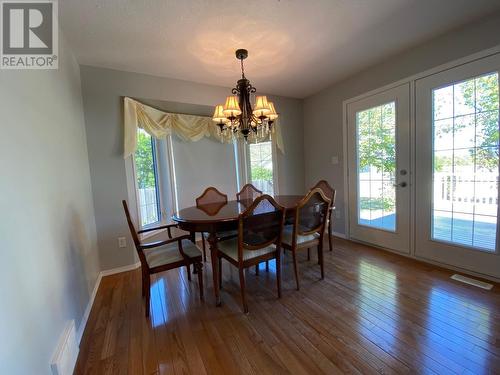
[60,0,500,98]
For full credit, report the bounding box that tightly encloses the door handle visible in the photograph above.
[393,181,407,188]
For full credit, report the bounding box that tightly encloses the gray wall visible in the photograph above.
[0,35,100,374]
[79,66,304,270]
[304,12,500,235]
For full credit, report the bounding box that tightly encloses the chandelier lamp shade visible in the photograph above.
[212,49,278,141]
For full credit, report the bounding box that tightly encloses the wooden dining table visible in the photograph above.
[172,195,304,306]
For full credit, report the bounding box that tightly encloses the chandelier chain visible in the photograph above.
[240,58,245,79]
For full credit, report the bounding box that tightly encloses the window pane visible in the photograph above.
[249,141,274,195]
[434,118,453,151]
[433,210,452,242]
[434,85,453,120]
[453,115,475,150]
[476,73,499,113]
[431,72,499,251]
[356,102,396,231]
[476,111,499,148]
[135,129,160,226]
[454,79,475,117]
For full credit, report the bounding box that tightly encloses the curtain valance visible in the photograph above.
[123,97,284,158]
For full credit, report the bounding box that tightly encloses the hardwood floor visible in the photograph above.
[75,238,500,374]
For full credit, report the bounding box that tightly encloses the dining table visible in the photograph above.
[172,194,304,306]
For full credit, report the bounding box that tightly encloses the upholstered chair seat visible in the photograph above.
[144,239,202,269]
[217,238,276,262]
[281,225,320,247]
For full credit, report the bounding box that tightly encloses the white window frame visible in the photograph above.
[125,136,169,230]
[238,138,279,195]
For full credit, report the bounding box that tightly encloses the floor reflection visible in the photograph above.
[150,278,169,328]
[357,260,398,348]
[423,287,492,373]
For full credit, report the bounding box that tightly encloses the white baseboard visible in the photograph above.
[333,231,347,239]
[75,271,102,345]
[51,320,78,375]
[100,261,141,277]
[347,236,500,284]
[76,261,141,346]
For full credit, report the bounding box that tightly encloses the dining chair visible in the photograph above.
[122,200,203,317]
[196,187,237,261]
[215,194,285,313]
[196,186,228,206]
[236,183,268,274]
[281,188,331,290]
[311,180,336,251]
[236,183,263,204]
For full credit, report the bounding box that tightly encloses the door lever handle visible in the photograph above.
[393,182,407,188]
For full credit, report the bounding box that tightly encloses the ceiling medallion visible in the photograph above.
[212,49,278,142]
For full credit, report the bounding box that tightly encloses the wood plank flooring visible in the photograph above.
[75,238,500,374]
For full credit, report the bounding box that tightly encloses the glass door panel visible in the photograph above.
[431,72,499,251]
[415,53,500,279]
[347,84,411,253]
[357,102,397,231]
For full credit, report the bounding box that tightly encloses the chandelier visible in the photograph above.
[212,49,278,141]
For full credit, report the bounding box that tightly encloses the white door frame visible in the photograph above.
[341,45,500,281]
[346,83,411,254]
[415,53,500,279]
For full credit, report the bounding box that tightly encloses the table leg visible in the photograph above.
[190,231,198,274]
[207,231,221,306]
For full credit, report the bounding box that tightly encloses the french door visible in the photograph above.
[347,84,411,253]
[415,54,500,279]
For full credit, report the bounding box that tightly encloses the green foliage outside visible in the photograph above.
[358,73,499,176]
[249,142,273,182]
[251,166,273,181]
[435,73,499,171]
[135,130,156,189]
[357,102,396,177]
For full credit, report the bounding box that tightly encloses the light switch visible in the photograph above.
[118,237,127,248]
[331,156,339,165]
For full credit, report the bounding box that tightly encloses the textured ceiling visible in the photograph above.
[60,0,500,98]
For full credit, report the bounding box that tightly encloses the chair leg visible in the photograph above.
[266,260,269,272]
[141,267,146,297]
[255,264,259,275]
[201,234,207,262]
[292,249,300,291]
[145,274,151,317]
[195,262,204,300]
[318,244,324,280]
[186,264,191,281]
[276,253,282,298]
[238,267,248,313]
[307,248,311,261]
[218,257,223,289]
[328,217,333,252]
